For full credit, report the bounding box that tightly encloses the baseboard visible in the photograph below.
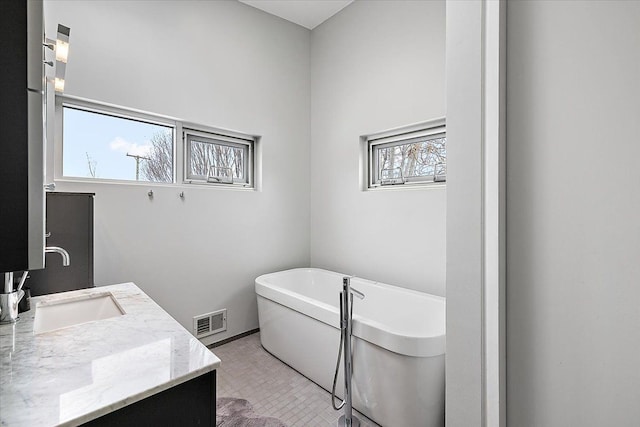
[208,328,259,348]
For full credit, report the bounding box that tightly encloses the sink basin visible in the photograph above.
[34,292,125,334]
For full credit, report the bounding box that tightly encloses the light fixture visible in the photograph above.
[55,41,69,63]
[54,24,70,93]
[54,77,65,92]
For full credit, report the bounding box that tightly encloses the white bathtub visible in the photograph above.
[255,268,445,427]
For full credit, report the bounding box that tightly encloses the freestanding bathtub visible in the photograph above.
[255,268,445,427]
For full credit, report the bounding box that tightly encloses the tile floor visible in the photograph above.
[212,332,380,427]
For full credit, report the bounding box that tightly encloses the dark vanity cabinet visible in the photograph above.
[28,192,94,296]
[82,371,216,427]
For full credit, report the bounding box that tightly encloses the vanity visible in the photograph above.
[0,283,220,426]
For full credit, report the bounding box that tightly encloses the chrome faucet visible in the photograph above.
[0,247,70,324]
[1,271,28,324]
[334,276,365,427]
[45,246,70,266]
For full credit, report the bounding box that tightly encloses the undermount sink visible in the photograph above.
[34,292,125,334]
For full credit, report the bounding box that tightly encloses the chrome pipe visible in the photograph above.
[4,272,14,294]
[45,246,70,266]
[338,276,361,427]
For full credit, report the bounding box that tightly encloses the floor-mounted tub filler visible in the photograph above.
[255,268,445,427]
[331,275,366,427]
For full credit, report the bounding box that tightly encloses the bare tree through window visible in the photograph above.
[378,137,446,181]
[184,133,252,185]
[140,130,173,182]
[85,152,97,178]
[139,131,249,184]
[190,140,245,181]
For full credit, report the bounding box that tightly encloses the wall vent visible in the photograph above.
[193,309,227,339]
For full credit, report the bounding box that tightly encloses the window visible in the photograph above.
[185,130,253,187]
[62,106,175,183]
[58,97,258,189]
[367,120,446,188]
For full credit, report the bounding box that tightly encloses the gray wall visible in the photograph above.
[44,0,311,344]
[444,0,486,424]
[309,0,446,296]
[507,1,640,425]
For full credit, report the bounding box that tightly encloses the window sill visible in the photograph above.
[53,177,257,192]
[364,182,446,192]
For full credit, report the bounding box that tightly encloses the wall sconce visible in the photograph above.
[55,25,70,63]
[45,24,70,93]
[54,24,70,92]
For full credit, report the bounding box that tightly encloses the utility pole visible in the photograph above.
[126,153,151,181]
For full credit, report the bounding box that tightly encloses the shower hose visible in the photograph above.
[331,293,354,411]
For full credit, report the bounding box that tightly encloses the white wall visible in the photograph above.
[507,1,640,425]
[44,0,311,344]
[309,0,446,296]
[444,1,485,424]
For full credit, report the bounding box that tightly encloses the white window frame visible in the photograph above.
[183,128,254,188]
[54,95,258,190]
[364,118,446,189]
[55,96,178,184]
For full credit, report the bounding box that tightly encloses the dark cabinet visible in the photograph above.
[0,0,45,273]
[28,192,94,296]
[82,371,216,427]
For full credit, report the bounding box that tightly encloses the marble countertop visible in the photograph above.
[0,283,221,426]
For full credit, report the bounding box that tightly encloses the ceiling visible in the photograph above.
[238,0,354,30]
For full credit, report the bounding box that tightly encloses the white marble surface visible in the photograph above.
[0,283,220,426]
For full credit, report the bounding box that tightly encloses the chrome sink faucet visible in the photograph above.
[45,246,70,266]
[0,247,70,324]
[1,272,29,324]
